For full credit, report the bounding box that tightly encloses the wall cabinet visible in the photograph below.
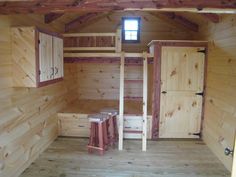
[12,26,64,87]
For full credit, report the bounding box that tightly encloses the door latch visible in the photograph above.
[197,49,206,54]
[195,92,204,96]
[192,132,201,137]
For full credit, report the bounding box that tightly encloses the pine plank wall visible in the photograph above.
[193,14,236,171]
[0,15,79,177]
[0,11,235,177]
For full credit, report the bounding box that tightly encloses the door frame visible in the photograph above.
[150,40,208,139]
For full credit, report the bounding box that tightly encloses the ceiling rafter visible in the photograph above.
[150,12,199,32]
[0,0,236,14]
[44,13,64,23]
[200,13,220,23]
[65,12,112,32]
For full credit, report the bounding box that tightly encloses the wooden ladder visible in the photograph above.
[118,52,148,151]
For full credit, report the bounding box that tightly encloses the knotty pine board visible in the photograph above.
[0,15,78,177]
[76,63,153,107]
[58,113,153,139]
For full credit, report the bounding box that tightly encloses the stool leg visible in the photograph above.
[109,117,115,147]
[103,120,109,150]
[98,123,104,155]
[113,116,118,142]
[88,122,95,153]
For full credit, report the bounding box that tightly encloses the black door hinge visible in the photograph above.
[197,49,206,54]
[193,132,201,137]
[38,40,40,44]
[195,92,204,96]
[161,91,167,94]
[39,70,41,75]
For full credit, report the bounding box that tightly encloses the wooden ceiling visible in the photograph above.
[0,0,234,32]
[0,0,236,14]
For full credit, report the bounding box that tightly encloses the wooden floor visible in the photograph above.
[20,138,230,177]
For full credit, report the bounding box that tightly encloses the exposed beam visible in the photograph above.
[65,13,98,32]
[201,13,220,23]
[0,0,236,14]
[161,12,199,32]
[65,12,111,32]
[150,12,199,32]
[44,13,64,23]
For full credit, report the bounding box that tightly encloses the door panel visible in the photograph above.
[39,32,53,82]
[160,47,205,138]
[161,47,205,92]
[159,93,202,138]
[53,36,63,79]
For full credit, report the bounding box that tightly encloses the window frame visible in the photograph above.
[122,17,141,43]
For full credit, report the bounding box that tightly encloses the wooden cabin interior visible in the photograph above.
[0,1,236,177]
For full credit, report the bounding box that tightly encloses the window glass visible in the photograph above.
[122,17,140,43]
[124,20,138,31]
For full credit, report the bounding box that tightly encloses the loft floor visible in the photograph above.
[20,138,230,177]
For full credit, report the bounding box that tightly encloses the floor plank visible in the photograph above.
[20,137,230,177]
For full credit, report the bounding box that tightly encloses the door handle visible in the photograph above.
[224,147,234,156]
[50,67,54,78]
[55,67,58,75]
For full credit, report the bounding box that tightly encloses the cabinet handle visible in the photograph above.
[55,67,58,75]
[51,67,54,78]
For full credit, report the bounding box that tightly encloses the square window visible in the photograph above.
[122,17,140,43]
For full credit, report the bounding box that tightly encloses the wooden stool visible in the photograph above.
[87,114,109,155]
[100,108,118,146]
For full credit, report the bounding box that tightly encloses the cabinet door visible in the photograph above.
[159,47,205,138]
[53,36,64,79]
[39,32,53,82]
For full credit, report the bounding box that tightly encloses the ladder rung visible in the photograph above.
[125,63,143,66]
[124,130,143,134]
[124,114,142,117]
[124,79,143,83]
[124,96,143,101]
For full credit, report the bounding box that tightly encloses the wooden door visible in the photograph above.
[159,47,205,138]
[39,32,53,82]
[53,36,64,79]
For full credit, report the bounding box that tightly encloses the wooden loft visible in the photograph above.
[63,28,152,151]
[63,30,122,52]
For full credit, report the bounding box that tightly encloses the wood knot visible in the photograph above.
[209,99,214,104]
[170,68,177,77]
[188,79,192,85]
[165,111,174,118]
[192,101,197,107]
